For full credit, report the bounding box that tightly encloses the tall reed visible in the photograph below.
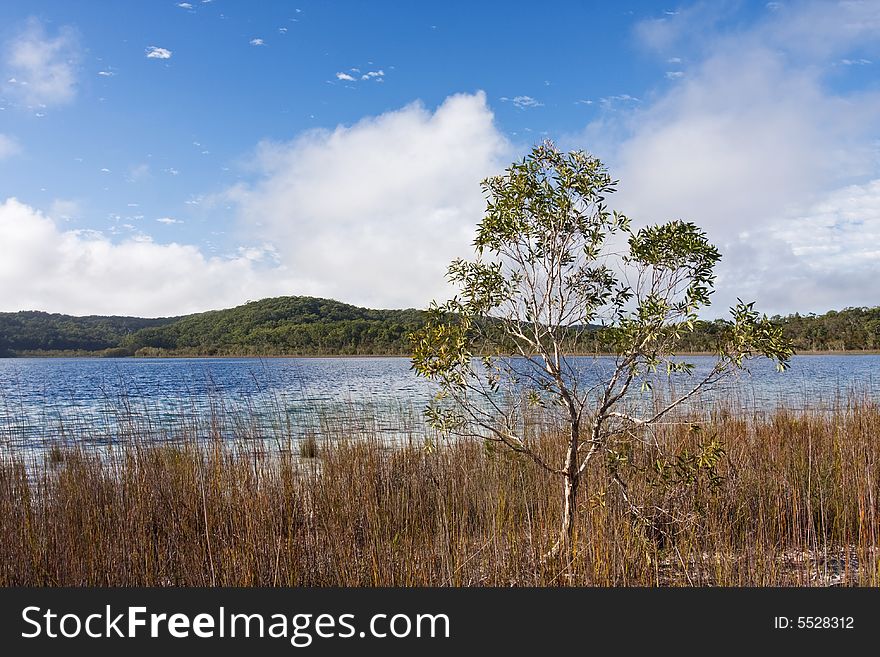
[1,400,878,586]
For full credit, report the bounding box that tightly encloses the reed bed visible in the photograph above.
[1,400,879,586]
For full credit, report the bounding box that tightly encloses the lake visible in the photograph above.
[1,354,878,453]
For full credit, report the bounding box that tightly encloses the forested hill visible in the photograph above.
[128,296,426,356]
[0,311,177,357]
[1,297,880,357]
[0,296,426,357]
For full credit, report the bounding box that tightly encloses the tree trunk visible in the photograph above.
[559,471,579,557]
[556,419,580,562]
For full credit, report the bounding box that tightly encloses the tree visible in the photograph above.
[410,142,792,561]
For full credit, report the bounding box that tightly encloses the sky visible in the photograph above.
[0,1,878,318]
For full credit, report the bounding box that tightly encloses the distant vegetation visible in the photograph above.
[1,296,879,357]
[678,307,880,353]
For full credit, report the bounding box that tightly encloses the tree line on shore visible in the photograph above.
[0,295,878,357]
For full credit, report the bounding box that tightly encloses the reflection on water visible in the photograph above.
[0,355,877,453]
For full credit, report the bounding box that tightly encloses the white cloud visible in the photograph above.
[3,19,79,106]
[772,181,880,268]
[760,1,880,60]
[225,91,512,309]
[97,70,114,77]
[177,2,193,8]
[500,95,543,109]
[599,94,640,109]
[0,94,512,315]
[597,2,880,315]
[0,134,20,159]
[841,58,872,66]
[710,179,880,314]
[0,198,298,316]
[665,70,684,79]
[145,46,172,60]
[156,217,182,225]
[337,68,386,84]
[249,38,265,46]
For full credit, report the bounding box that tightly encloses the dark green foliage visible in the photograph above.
[671,306,880,353]
[0,311,176,355]
[3,296,880,358]
[128,296,425,356]
[777,307,880,352]
[0,297,426,357]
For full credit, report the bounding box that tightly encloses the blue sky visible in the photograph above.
[1,1,879,317]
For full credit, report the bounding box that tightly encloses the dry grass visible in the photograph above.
[1,401,879,586]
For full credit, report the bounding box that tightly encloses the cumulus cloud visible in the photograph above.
[0,198,299,316]
[145,46,172,60]
[224,91,512,309]
[774,181,880,264]
[249,38,265,46]
[3,19,79,106]
[0,93,511,316]
[335,72,356,82]
[0,134,20,159]
[594,1,880,315]
[688,181,880,316]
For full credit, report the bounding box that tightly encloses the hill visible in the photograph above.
[0,311,177,357]
[1,297,879,357]
[125,296,426,356]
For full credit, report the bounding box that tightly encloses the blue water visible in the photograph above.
[0,355,877,451]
